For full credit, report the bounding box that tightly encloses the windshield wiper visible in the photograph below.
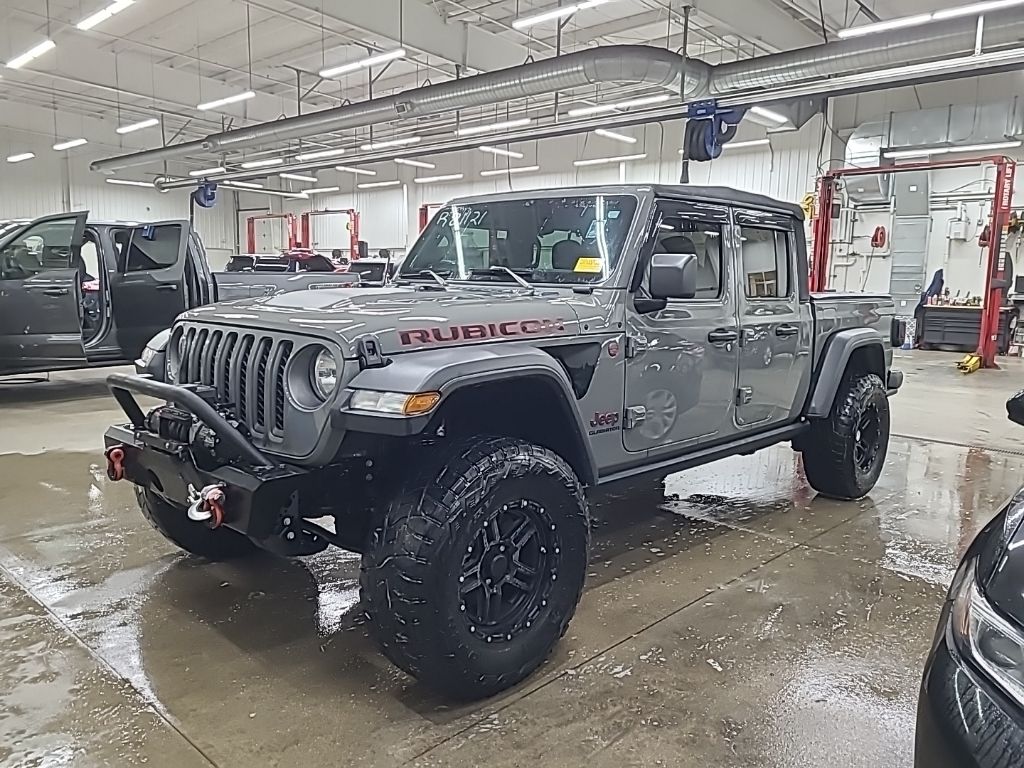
[469,266,535,294]
[396,269,450,289]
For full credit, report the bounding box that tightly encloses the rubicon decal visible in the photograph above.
[399,319,565,346]
[588,411,621,436]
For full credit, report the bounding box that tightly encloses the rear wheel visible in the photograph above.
[360,436,589,700]
[137,488,259,560]
[801,372,890,500]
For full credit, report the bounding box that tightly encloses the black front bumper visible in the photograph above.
[104,373,318,552]
[916,608,1024,768]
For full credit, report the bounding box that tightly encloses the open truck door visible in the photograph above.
[110,220,190,360]
[0,211,88,375]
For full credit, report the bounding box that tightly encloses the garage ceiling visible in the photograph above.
[0,0,982,159]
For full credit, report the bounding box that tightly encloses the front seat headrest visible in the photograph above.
[552,238,586,270]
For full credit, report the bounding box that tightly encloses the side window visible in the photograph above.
[642,204,726,300]
[739,226,790,298]
[119,224,183,273]
[0,218,77,280]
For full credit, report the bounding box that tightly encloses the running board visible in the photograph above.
[597,423,808,486]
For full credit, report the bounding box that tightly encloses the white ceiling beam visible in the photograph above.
[2,24,290,126]
[291,0,533,73]
[692,0,824,50]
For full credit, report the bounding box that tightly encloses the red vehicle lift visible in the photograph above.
[810,155,1017,371]
[300,209,361,259]
[245,212,299,254]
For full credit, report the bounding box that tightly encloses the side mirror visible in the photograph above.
[650,252,697,300]
[1008,390,1024,426]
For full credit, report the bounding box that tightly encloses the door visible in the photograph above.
[0,212,88,374]
[734,211,812,427]
[109,220,189,360]
[623,199,739,453]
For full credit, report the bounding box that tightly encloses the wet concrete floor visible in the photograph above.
[1,351,1022,767]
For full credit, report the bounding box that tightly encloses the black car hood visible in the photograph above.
[982,488,1024,624]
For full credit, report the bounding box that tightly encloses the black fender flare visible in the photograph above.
[343,343,599,485]
[806,328,886,418]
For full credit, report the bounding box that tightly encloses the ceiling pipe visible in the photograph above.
[153,45,1024,191]
[99,8,1024,174]
[93,46,703,172]
[711,7,1024,93]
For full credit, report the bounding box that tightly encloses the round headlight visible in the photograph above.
[312,349,339,400]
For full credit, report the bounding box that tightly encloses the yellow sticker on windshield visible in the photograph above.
[574,257,603,273]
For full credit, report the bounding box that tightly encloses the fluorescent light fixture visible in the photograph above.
[512,0,611,29]
[455,118,532,137]
[567,94,671,117]
[573,153,647,167]
[840,1,1024,37]
[196,90,256,111]
[6,39,56,70]
[838,13,933,38]
[479,145,524,159]
[77,0,134,30]
[240,157,283,169]
[394,158,436,169]
[220,182,306,199]
[280,172,318,182]
[302,186,341,195]
[594,128,637,144]
[883,140,1022,159]
[116,117,159,134]
[883,148,934,159]
[106,178,154,188]
[336,165,376,176]
[480,165,541,177]
[361,136,421,151]
[749,106,788,124]
[6,152,35,163]
[189,166,226,177]
[934,0,1024,18]
[357,180,402,189]
[53,138,88,151]
[679,138,770,153]
[319,48,406,78]
[294,147,347,162]
[414,173,465,184]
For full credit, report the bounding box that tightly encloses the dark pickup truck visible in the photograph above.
[0,211,357,377]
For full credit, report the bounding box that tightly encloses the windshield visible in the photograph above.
[400,194,638,284]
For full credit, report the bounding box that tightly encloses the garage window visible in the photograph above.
[739,226,791,299]
[116,224,182,273]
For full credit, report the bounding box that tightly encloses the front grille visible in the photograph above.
[177,326,293,438]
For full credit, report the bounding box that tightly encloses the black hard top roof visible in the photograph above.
[649,184,805,220]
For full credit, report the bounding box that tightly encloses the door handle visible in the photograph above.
[707,328,739,344]
[40,287,69,297]
[156,284,179,292]
[775,324,799,338]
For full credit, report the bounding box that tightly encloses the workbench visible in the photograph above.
[918,305,1017,353]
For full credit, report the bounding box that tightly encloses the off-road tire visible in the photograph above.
[801,372,890,500]
[137,488,259,560]
[360,436,590,700]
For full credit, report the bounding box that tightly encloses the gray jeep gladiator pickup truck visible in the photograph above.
[102,185,902,699]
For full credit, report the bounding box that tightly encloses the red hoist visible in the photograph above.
[810,155,1017,372]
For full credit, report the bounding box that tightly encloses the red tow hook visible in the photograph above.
[104,445,126,482]
[187,483,227,529]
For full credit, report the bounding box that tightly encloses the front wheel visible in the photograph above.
[800,372,890,500]
[360,436,590,700]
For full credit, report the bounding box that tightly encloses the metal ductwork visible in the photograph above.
[711,8,1024,94]
[845,100,1024,204]
[92,7,1024,175]
[92,46,704,172]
